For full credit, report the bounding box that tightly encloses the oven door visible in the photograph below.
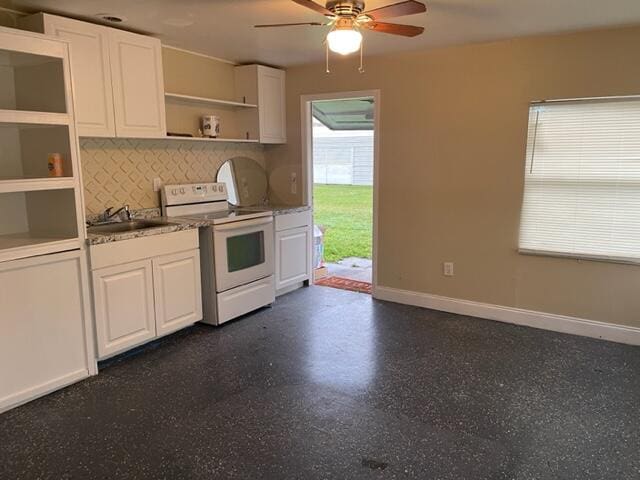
[213,216,274,292]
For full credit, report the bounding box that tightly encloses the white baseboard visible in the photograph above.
[374,286,640,346]
[276,281,306,297]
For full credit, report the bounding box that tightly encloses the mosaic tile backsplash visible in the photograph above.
[80,138,265,214]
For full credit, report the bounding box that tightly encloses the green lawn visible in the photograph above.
[313,184,373,263]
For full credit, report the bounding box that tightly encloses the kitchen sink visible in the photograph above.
[87,219,174,234]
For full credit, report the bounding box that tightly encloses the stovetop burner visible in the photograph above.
[161,182,272,225]
[177,208,271,225]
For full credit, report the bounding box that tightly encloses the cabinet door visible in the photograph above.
[92,260,156,359]
[109,29,166,138]
[153,250,202,336]
[275,226,310,290]
[0,251,92,413]
[258,66,286,144]
[42,15,116,137]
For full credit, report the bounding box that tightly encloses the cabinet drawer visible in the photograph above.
[217,275,275,324]
[275,210,311,232]
[89,229,199,270]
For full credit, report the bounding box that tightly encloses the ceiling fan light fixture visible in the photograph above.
[256,0,427,70]
[326,26,362,55]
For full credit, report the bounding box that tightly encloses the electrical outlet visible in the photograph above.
[152,177,162,192]
[443,262,454,277]
[291,172,297,195]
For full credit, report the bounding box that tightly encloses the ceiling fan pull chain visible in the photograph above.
[359,40,364,73]
[326,41,331,73]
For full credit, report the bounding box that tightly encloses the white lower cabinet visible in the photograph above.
[92,260,156,358]
[0,250,95,413]
[274,211,312,295]
[276,227,310,290]
[153,250,202,336]
[89,230,202,359]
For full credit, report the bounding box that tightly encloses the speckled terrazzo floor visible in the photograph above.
[1,286,639,479]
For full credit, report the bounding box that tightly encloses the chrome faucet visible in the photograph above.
[100,204,131,223]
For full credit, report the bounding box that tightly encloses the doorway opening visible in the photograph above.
[302,92,379,294]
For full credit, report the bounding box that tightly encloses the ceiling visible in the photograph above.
[313,98,374,130]
[7,0,640,66]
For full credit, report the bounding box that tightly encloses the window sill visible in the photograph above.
[518,248,640,267]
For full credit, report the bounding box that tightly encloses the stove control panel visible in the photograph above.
[161,182,228,207]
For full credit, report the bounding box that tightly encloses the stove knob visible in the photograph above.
[172,189,178,195]
[180,188,185,194]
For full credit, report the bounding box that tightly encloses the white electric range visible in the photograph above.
[161,182,275,325]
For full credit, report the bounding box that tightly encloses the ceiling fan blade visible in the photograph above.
[255,22,324,28]
[362,21,424,37]
[362,1,426,20]
[292,0,335,17]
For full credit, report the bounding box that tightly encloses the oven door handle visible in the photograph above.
[213,216,273,232]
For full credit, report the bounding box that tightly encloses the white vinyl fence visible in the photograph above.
[313,135,373,186]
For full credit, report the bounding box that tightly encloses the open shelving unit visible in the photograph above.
[165,92,257,109]
[0,30,85,263]
[164,135,259,144]
[0,177,75,193]
[164,90,260,143]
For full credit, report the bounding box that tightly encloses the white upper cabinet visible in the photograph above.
[20,13,166,139]
[235,65,286,144]
[109,29,166,138]
[20,14,115,137]
[258,67,286,143]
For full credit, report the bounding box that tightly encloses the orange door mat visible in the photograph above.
[315,276,372,294]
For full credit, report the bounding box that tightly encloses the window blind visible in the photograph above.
[519,97,640,264]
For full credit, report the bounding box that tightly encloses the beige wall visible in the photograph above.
[266,26,640,328]
[162,47,236,100]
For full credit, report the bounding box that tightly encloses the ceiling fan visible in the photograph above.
[255,0,427,71]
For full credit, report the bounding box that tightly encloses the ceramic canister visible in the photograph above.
[201,115,221,138]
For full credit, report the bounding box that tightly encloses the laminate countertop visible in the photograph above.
[85,205,311,245]
[85,217,207,246]
[236,205,311,216]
